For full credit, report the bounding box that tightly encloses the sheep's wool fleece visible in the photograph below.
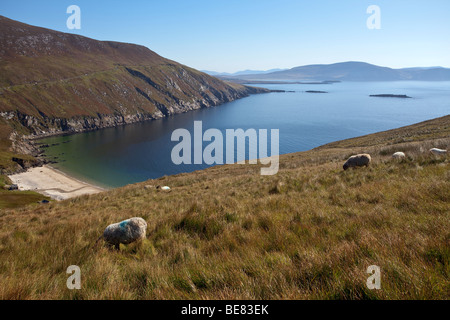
[430,148,447,155]
[344,154,371,168]
[103,217,147,245]
[392,152,406,158]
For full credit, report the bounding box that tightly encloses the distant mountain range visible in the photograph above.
[202,69,287,77]
[217,62,450,81]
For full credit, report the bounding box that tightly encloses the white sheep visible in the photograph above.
[343,154,371,170]
[429,148,447,155]
[392,152,406,159]
[102,217,147,250]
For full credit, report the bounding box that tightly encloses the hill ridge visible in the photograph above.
[0,15,267,139]
[222,61,450,81]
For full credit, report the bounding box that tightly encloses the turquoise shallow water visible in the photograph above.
[39,81,450,188]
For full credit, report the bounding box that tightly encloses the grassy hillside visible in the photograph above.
[0,15,267,135]
[0,116,448,299]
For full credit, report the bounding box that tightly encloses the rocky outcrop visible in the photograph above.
[369,94,412,98]
[2,80,263,140]
[3,110,160,138]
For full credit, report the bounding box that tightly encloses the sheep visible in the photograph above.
[392,152,406,159]
[102,217,147,250]
[343,153,371,170]
[429,148,447,155]
[156,185,171,191]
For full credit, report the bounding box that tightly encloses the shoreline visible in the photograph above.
[16,88,269,142]
[8,114,449,201]
[23,117,160,141]
[8,165,105,200]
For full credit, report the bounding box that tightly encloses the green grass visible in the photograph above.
[0,116,448,300]
[0,190,50,209]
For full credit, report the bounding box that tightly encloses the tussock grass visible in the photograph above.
[0,118,449,299]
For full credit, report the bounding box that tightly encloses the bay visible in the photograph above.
[39,81,450,188]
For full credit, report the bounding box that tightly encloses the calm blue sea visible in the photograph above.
[39,81,450,188]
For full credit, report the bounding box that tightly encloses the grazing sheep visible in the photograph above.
[156,185,171,191]
[343,154,371,170]
[392,152,406,159]
[429,148,447,155]
[103,217,147,250]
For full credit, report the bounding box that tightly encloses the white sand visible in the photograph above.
[8,165,105,200]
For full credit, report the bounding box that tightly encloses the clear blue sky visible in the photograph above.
[1,0,449,72]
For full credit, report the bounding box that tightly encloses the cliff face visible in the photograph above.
[0,16,267,138]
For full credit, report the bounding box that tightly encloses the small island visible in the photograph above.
[306,90,328,93]
[370,94,412,98]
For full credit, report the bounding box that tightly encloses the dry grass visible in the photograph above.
[0,118,449,300]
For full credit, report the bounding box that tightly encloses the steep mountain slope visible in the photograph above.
[0,16,267,137]
[228,61,450,81]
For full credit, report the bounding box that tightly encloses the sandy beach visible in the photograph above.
[8,165,105,200]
